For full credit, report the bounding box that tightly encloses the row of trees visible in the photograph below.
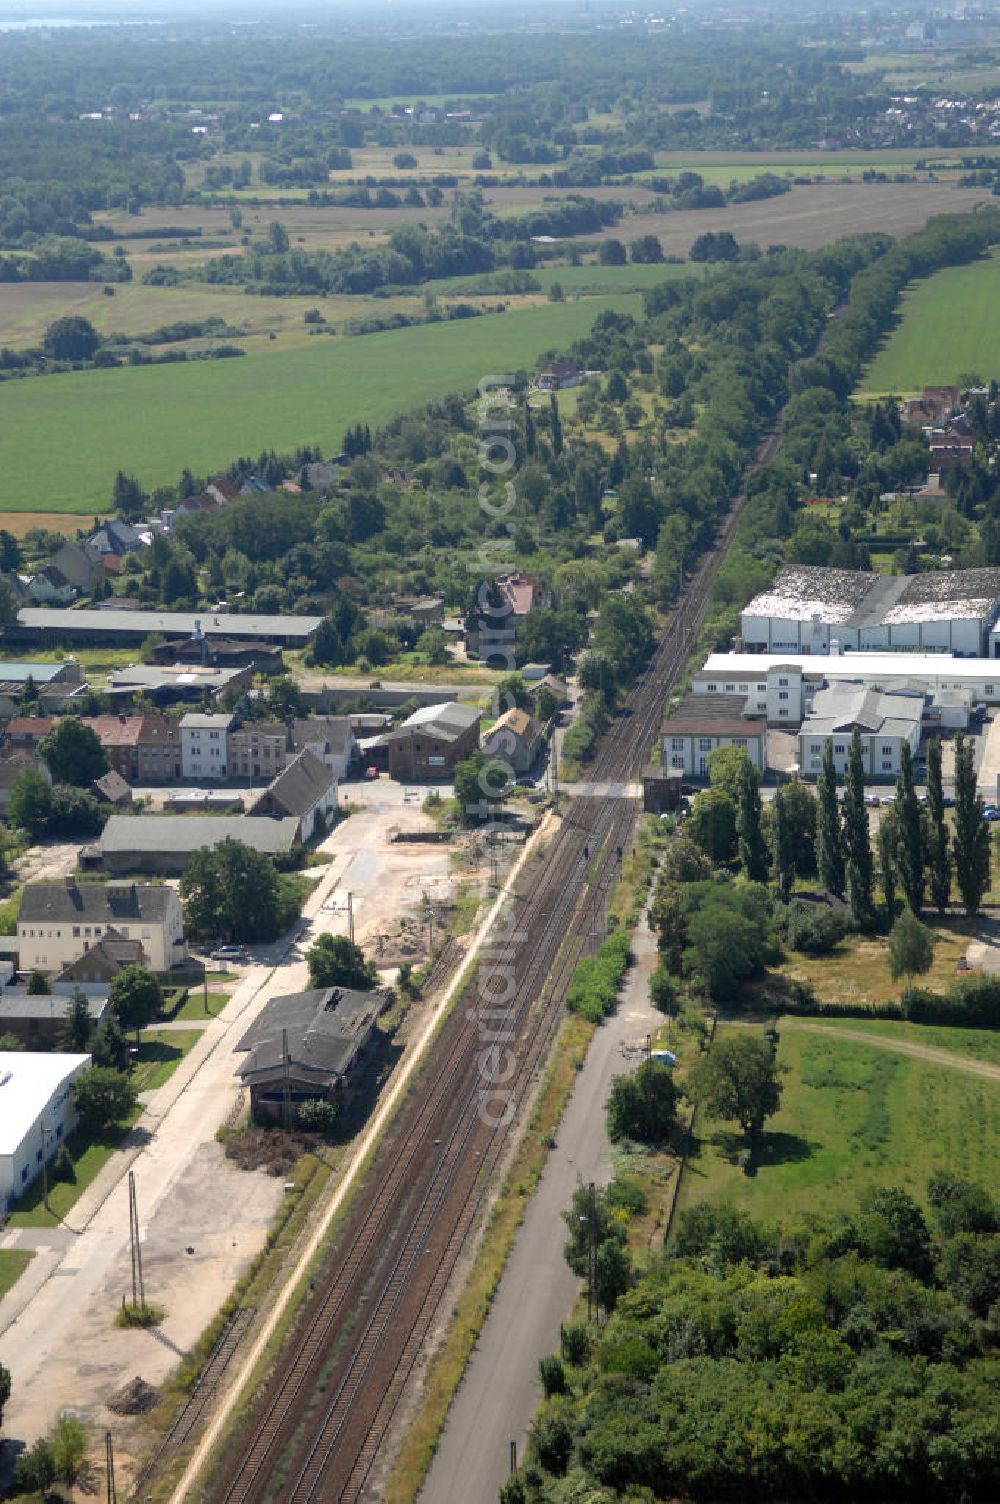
[811,731,990,926]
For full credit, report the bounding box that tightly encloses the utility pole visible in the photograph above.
[105,1431,117,1504]
[347,891,354,946]
[509,1439,518,1477]
[128,1171,144,1312]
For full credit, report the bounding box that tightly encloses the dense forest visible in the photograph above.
[511,1183,1000,1502]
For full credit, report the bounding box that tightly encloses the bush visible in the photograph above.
[538,1354,567,1396]
[560,1321,591,1366]
[297,1098,339,1136]
[13,1436,55,1493]
[565,931,632,1022]
[775,900,846,955]
[607,1175,648,1216]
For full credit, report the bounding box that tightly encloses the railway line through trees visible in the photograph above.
[168,426,779,1504]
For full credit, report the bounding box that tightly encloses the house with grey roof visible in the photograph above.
[287,716,356,780]
[17,878,186,973]
[93,814,300,875]
[661,692,767,779]
[375,701,481,780]
[234,986,385,1122]
[742,564,1000,657]
[249,748,338,841]
[797,684,922,780]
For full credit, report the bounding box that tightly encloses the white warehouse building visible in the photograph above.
[0,1050,91,1213]
[741,565,1000,657]
[693,651,1000,724]
[797,684,923,780]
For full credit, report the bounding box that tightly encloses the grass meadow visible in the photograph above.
[0,292,641,513]
[678,1023,1000,1225]
[860,251,1000,393]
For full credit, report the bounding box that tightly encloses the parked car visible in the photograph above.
[864,793,880,806]
[211,944,248,962]
[880,793,896,805]
[365,765,380,780]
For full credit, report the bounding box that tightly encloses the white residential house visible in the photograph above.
[17,879,187,973]
[796,684,922,780]
[180,712,235,781]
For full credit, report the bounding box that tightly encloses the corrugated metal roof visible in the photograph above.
[17,608,321,640]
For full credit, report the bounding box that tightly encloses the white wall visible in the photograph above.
[662,732,765,778]
[18,889,186,973]
[181,726,229,780]
[0,1054,90,1213]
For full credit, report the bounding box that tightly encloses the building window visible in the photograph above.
[734,738,747,749]
[72,926,80,937]
[882,760,892,770]
[882,744,892,755]
[699,738,712,752]
[834,743,845,754]
[705,682,717,692]
[671,738,684,752]
[778,678,788,687]
[778,691,789,701]
[670,755,684,769]
[779,708,788,717]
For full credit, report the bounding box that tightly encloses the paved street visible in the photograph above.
[420,910,661,1504]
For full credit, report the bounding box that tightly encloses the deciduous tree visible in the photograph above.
[887,908,934,982]
[689,1033,783,1141]
[72,1066,138,1131]
[306,933,377,990]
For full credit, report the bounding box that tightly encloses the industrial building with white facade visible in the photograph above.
[740,565,1000,657]
[0,1050,91,1213]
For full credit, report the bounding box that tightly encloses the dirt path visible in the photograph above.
[780,1018,1000,1081]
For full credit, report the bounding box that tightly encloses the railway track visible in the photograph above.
[199,426,779,1504]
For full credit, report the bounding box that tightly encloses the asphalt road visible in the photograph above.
[420,913,660,1504]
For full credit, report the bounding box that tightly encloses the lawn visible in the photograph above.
[165,988,230,1022]
[859,251,1000,394]
[0,292,641,513]
[677,1023,1000,1226]
[777,916,972,1007]
[0,1248,33,1300]
[130,1028,203,1092]
[6,1117,141,1229]
[786,1013,1000,1069]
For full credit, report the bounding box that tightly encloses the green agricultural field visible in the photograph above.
[677,1024,1000,1225]
[860,252,1000,393]
[0,293,640,513]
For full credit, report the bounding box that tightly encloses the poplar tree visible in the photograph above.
[878,812,898,920]
[843,727,874,928]
[953,733,991,915]
[925,735,952,915]
[770,785,795,900]
[550,392,563,455]
[815,740,845,898]
[737,760,769,883]
[895,741,925,913]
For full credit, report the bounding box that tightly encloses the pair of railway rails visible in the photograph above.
[163,431,778,1504]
